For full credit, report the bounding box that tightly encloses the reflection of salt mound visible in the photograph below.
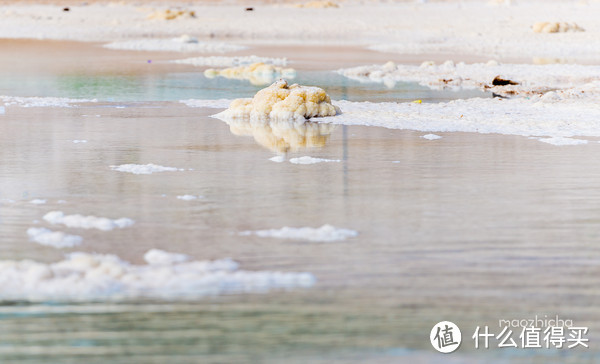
[147,8,196,20]
[223,117,337,154]
[215,79,340,121]
[533,22,584,33]
[204,63,296,86]
[294,1,339,8]
[0,250,315,302]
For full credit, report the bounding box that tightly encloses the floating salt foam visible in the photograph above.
[0,96,96,108]
[103,39,246,53]
[535,137,588,146]
[337,61,600,96]
[204,63,297,86]
[173,55,288,67]
[72,140,88,144]
[0,250,316,302]
[144,249,189,265]
[269,155,286,163]
[289,156,341,164]
[26,227,83,248]
[110,164,184,175]
[422,134,442,140]
[176,195,202,201]
[241,224,357,242]
[29,199,47,205]
[214,79,340,121]
[43,211,134,231]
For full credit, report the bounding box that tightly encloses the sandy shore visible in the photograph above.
[1,1,599,62]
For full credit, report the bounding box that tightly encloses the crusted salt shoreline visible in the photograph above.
[337,61,600,96]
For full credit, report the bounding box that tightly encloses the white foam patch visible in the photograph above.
[0,96,96,108]
[180,99,231,109]
[535,137,588,146]
[26,227,83,248]
[173,55,288,67]
[144,249,189,265]
[103,39,245,53]
[176,195,203,201]
[269,155,286,163]
[43,211,134,231]
[72,140,88,144]
[289,156,341,164]
[0,250,316,302]
[241,224,358,242]
[422,134,442,140]
[110,164,185,175]
[29,199,47,205]
[337,61,600,95]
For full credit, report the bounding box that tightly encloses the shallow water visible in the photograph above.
[1,41,599,363]
[0,69,489,103]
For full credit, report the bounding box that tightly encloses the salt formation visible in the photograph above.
[533,22,584,33]
[204,63,297,86]
[0,250,316,302]
[338,60,600,96]
[215,79,340,121]
[147,9,196,20]
[26,227,83,248]
[103,39,245,53]
[241,224,357,242]
[173,55,288,68]
[294,1,339,8]
[222,117,337,153]
[43,211,134,231]
[110,164,184,175]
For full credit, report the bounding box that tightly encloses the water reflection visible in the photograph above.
[219,117,337,154]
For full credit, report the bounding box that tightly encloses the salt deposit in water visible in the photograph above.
[110,164,185,175]
[0,249,316,302]
[26,227,83,248]
[214,79,340,121]
[241,224,357,242]
[43,211,134,231]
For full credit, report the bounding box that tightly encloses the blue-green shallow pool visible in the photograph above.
[0,69,490,103]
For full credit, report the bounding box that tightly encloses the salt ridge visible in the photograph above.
[103,39,245,53]
[173,55,288,67]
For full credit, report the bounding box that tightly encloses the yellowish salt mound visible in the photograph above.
[294,1,339,8]
[147,9,196,20]
[204,62,296,86]
[224,118,337,154]
[532,22,584,33]
[219,79,340,121]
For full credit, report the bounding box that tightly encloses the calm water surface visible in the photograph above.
[0,41,598,363]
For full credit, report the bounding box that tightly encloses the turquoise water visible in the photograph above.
[0,69,490,103]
